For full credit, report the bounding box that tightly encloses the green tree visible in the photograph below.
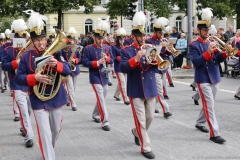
[0,0,101,29]
[0,17,17,33]
[144,0,172,18]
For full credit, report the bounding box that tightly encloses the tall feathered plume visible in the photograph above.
[5,29,11,35]
[67,27,77,35]
[132,11,146,27]
[49,28,56,35]
[201,8,213,21]
[155,17,169,29]
[210,25,217,35]
[164,26,171,33]
[25,10,48,30]
[97,18,109,31]
[117,28,127,36]
[0,33,5,39]
[11,19,28,33]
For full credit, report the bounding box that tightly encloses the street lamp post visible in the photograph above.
[187,0,193,67]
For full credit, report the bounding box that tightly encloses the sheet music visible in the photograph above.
[35,55,53,69]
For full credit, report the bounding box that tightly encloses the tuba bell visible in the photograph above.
[141,44,170,70]
[33,29,72,101]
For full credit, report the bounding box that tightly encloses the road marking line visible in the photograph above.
[173,80,235,93]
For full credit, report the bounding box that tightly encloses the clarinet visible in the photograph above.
[100,44,109,79]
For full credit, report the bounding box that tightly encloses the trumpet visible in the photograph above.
[207,35,238,57]
[140,44,170,70]
[162,38,180,57]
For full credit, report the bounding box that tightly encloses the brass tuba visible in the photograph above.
[33,29,72,101]
[141,44,170,70]
[208,35,238,57]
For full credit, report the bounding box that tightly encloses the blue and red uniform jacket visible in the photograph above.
[15,48,71,110]
[1,46,28,91]
[145,35,172,74]
[189,37,227,84]
[61,47,81,76]
[120,43,158,99]
[111,45,124,73]
[2,41,12,49]
[124,37,134,46]
[235,42,240,70]
[82,43,113,85]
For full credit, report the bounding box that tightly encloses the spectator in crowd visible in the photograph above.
[225,26,234,39]
[175,33,187,68]
[179,29,184,34]
[87,32,94,45]
[217,28,229,43]
[170,26,181,39]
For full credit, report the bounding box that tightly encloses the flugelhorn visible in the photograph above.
[207,35,238,57]
[162,38,180,57]
[141,44,170,70]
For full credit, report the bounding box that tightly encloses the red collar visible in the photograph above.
[198,37,208,44]
[152,35,159,41]
[132,42,141,49]
[93,43,101,48]
[33,49,42,54]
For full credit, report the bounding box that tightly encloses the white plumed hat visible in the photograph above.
[132,11,146,35]
[154,17,169,32]
[25,10,48,38]
[210,25,217,35]
[116,28,127,37]
[11,19,28,37]
[94,17,110,37]
[67,27,77,39]
[0,33,5,39]
[164,26,171,35]
[49,28,56,38]
[197,8,213,29]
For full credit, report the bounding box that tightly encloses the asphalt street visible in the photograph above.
[0,72,239,160]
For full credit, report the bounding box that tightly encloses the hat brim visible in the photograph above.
[30,30,46,39]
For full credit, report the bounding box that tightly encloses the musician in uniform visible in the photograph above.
[120,11,158,159]
[1,19,34,147]
[62,27,81,111]
[15,11,71,159]
[82,18,113,131]
[145,17,172,119]
[0,33,6,93]
[112,28,130,105]
[189,8,227,144]
[47,27,56,46]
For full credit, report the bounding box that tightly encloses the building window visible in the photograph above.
[176,16,182,32]
[192,16,195,28]
[85,19,93,35]
[101,0,109,5]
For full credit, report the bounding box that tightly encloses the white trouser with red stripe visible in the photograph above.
[33,107,62,160]
[66,75,78,108]
[130,97,156,153]
[166,65,173,85]
[196,83,220,137]
[15,90,33,142]
[162,72,168,96]
[155,73,170,113]
[0,67,7,89]
[114,72,129,103]
[235,87,240,97]
[12,90,20,118]
[91,84,109,127]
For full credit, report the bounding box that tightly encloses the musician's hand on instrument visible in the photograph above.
[71,58,76,64]
[161,41,167,47]
[16,60,20,65]
[135,49,146,61]
[46,58,57,67]
[35,69,50,84]
[98,58,106,65]
[102,53,108,59]
[208,42,216,54]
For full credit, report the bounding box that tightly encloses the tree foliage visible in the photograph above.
[0,0,101,29]
[144,0,172,18]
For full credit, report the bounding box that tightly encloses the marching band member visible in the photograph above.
[145,18,172,118]
[62,27,81,111]
[163,26,175,87]
[234,31,240,100]
[124,35,134,45]
[159,25,173,100]
[0,33,6,93]
[189,8,227,144]
[15,10,71,159]
[112,28,130,105]
[1,19,34,147]
[47,27,56,46]
[120,11,158,159]
[82,18,113,131]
